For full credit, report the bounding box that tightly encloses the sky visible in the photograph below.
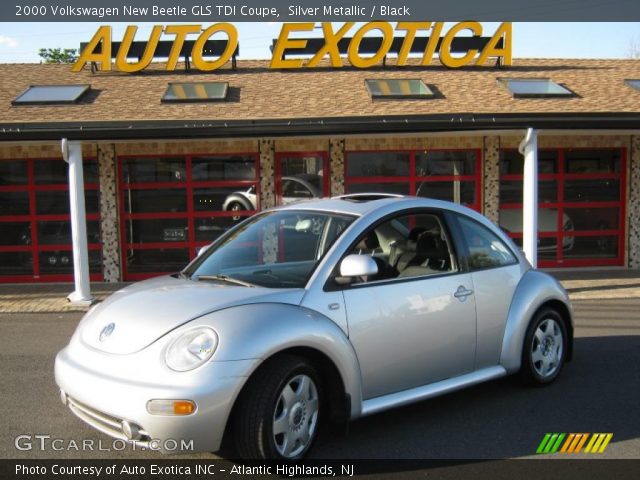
[0,22,639,63]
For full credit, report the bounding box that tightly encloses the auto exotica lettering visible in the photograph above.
[72,21,512,73]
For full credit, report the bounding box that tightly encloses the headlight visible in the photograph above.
[165,327,218,372]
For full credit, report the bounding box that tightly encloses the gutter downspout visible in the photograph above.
[519,128,539,268]
[62,138,93,306]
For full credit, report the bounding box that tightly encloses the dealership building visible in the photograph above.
[0,53,639,283]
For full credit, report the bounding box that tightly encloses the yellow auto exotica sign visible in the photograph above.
[72,21,512,73]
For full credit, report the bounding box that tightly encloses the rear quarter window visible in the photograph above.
[457,215,518,270]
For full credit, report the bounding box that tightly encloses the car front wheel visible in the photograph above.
[233,355,322,459]
[520,308,568,386]
[228,201,246,222]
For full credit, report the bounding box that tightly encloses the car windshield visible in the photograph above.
[188,210,355,288]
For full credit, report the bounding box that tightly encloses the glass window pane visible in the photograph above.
[39,249,101,275]
[37,221,100,245]
[124,189,187,213]
[416,151,476,176]
[499,208,560,234]
[0,191,30,215]
[365,79,434,98]
[0,161,28,185]
[565,179,620,202]
[500,180,557,204]
[500,150,558,175]
[458,216,517,270]
[84,160,99,184]
[34,190,99,215]
[126,249,190,274]
[346,183,410,195]
[0,252,33,276]
[194,217,237,242]
[0,222,31,246]
[563,207,619,232]
[194,186,256,212]
[38,250,72,274]
[501,78,572,97]
[565,150,621,173]
[13,85,90,104]
[162,82,228,102]
[279,156,324,178]
[125,218,188,244]
[563,236,618,259]
[416,181,475,205]
[626,79,640,90]
[122,157,186,183]
[277,155,326,205]
[192,156,256,181]
[33,159,98,184]
[347,152,410,177]
[36,191,68,215]
[34,159,67,184]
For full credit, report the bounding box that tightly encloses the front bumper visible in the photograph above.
[55,344,259,454]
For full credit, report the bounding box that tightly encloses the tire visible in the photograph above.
[520,308,568,386]
[228,201,247,221]
[233,355,322,459]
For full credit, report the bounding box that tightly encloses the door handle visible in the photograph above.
[454,285,474,301]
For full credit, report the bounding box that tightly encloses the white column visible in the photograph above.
[62,139,93,305]
[519,128,539,268]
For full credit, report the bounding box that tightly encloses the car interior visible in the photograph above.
[347,213,458,283]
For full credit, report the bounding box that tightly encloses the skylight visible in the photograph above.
[12,85,91,105]
[162,82,229,103]
[499,78,573,98]
[625,79,640,91]
[365,79,435,99]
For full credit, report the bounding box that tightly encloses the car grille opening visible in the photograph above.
[66,395,151,444]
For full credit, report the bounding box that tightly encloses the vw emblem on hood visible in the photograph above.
[99,323,115,342]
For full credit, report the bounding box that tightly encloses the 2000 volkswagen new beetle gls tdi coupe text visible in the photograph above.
[55,194,573,459]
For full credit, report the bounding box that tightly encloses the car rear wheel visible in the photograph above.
[233,355,322,459]
[520,308,567,386]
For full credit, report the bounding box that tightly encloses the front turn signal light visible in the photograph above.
[146,399,196,415]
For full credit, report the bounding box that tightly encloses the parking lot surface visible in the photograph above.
[0,297,638,459]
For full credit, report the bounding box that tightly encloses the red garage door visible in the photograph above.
[345,149,482,211]
[119,153,259,280]
[0,157,102,282]
[499,148,626,267]
[275,152,329,205]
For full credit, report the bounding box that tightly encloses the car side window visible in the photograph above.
[346,212,458,283]
[457,216,517,270]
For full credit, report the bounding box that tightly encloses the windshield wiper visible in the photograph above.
[195,274,256,288]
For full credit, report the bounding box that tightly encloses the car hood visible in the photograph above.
[79,275,305,355]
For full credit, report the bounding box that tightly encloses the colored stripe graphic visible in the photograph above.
[537,433,552,453]
[560,434,575,453]
[537,433,566,453]
[541,433,614,454]
[574,433,589,453]
[585,433,614,453]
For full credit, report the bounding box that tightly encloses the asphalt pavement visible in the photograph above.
[0,298,638,460]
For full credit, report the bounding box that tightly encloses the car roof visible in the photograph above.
[275,194,474,217]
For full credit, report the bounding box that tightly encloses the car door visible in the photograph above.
[452,214,522,370]
[341,211,477,400]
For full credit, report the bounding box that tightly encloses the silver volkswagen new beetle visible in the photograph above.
[55,194,573,459]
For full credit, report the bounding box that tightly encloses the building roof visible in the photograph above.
[1,58,639,140]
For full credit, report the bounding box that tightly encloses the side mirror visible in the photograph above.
[335,254,378,285]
